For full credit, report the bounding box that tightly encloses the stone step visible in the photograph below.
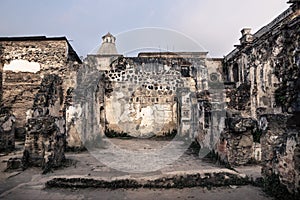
[45,169,249,189]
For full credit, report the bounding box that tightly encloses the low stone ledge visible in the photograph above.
[45,170,249,189]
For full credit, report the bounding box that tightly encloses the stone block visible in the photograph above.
[0,113,15,152]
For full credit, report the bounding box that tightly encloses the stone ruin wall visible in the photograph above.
[259,114,300,195]
[62,55,223,148]
[23,74,66,173]
[0,38,82,158]
[0,3,298,197]
[0,39,80,137]
[0,40,223,154]
[101,56,224,140]
[104,58,185,137]
[0,113,15,152]
[69,64,105,148]
[222,2,300,195]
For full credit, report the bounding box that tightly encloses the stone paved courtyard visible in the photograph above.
[0,138,269,200]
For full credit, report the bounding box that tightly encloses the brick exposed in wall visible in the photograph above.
[0,37,81,142]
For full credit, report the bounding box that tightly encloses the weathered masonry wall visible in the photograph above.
[23,74,66,173]
[103,56,202,138]
[69,64,105,148]
[260,114,300,196]
[196,58,226,151]
[0,36,83,171]
[223,1,300,196]
[0,37,81,140]
[0,112,15,152]
[2,71,41,134]
[105,67,180,137]
[223,4,300,118]
[93,54,224,139]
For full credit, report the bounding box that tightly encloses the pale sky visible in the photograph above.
[0,0,290,58]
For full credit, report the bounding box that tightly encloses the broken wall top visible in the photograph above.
[0,36,82,65]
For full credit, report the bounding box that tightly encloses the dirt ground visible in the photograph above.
[0,138,271,200]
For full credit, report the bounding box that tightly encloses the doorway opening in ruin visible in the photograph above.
[233,63,239,82]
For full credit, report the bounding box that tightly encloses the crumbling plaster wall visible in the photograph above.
[222,2,300,195]
[69,64,105,148]
[196,58,226,152]
[259,114,300,196]
[0,39,80,142]
[0,112,15,152]
[85,54,120,71]
[224,5,300,118]
[0,45,16,152]
[104,58,189,137]
[100,56,222,139]
[23,74,66,173]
